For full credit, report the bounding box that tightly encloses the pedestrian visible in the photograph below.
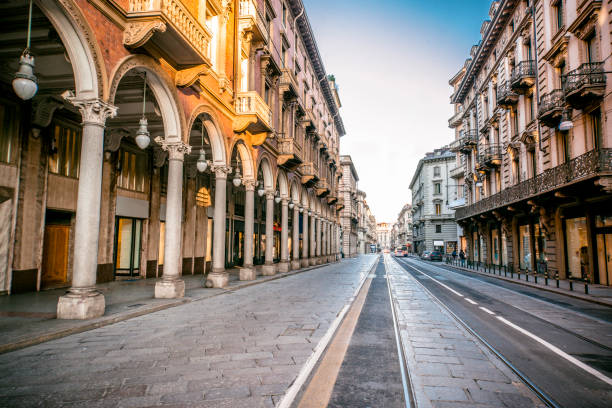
[459,249,466,267]
[451,249,457,264]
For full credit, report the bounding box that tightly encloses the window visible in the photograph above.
[526,94,534,123]
[433,166,440,177]
[282,2,287,27]
[434,203,442,215]
[435,224,442,233]
[590,108,602,150]
[117,148,148,192]
[0,102,20,164]
[553,0,563,32]
[434,183,441,195]
[49,121,81,178]
[205,12,219,69]
[281,43,287,67]
[586,34,597,63]
[557,61,566,90]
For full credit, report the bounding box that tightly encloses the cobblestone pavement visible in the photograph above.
[385,255,545,408]
[0,256,377,408]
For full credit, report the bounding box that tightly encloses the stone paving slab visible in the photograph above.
[0,256,377,408]
[384,255,546,408]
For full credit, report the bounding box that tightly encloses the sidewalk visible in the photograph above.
[0,264,329,355]
[438,257,612,307]
[385,255,546,408]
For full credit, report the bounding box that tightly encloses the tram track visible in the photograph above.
[394,256,612,408]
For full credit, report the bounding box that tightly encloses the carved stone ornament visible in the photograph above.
[175,65,211,88]
[32,97,64,130]
[243,179,257,190]
[265,190,276,200]
[123,21,167,49]
[153,144,168,167]
[212,164,232,179]
[154,136,191,160]
[62,92,118,125]
[104,128,130,153]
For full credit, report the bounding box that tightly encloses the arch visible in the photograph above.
[109,55,183,142]
[188,105,228,165]
[257,157,274,191]
[276,169,289,198]
[301,186,310,208]
[38,0,104,99]
[289,180,300,203]
[230,140,255,181]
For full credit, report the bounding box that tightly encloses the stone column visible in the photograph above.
[291,205,300,270]
[301,209,309,268]
[155,139,191,298]
[326,221,331,262]
[57,98,117,320]
[278,198,290,272]
[309,213,316,266]
[316,216,322,264]
[262,191,276,275]
[240,180,256,280]
[322,220,327,262]
[206,165,231,288]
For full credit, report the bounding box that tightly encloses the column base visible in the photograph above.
[291,260,301,270]
[239,267,256,281]
[262,263,277,276]
[301,259,310,268]
[155,279,185,298]
[309,257,317,266]
[206,271,229,288]
[277,261,290,273]
[57,291,105,320]
[316,257,323,265]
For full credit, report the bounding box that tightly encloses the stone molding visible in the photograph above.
[154,137,191,160]
[62,93,117,126]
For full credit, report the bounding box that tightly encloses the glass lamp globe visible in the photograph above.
[135,117,151,150]
[232,173,242,187]
[196,150,207,173]
[559,120,573,131]
[275,195,281,204]
[289,201,294,209]
[257,188,265,197]
[13,53,38,100]
[299,206,304,213]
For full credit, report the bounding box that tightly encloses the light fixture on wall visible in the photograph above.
[558,109,574,132]
[13,0,38,100]
[135,73,151,150]
[196,119,208,173]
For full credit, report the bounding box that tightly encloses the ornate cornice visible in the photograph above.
[62,92,117,125]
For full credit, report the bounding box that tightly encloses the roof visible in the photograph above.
[288,0,346,136]
[340,155,359,182]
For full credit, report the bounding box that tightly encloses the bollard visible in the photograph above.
[569,281,573,291]
[526,273,529,282]
[517,272,520,280]
[535,275,538,284]
[545,277,548,286]
[556,279,559,288]
[585,284,588,295]
[504,269,507,277]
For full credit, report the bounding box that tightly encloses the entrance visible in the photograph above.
[114,217,142,277]
[595,215,612,286]
[41,210,72,288]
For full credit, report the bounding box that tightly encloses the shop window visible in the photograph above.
[492,229,500,264]
[115,217,142,277]
[519,224,532,271]
[49,120,81,178]
[118,148,148,192]
[0,103,20,164]
[565,217,588,279]
[534,224,548,273]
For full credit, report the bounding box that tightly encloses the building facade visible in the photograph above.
[0,0,347,319]
[410,147,458,254]
[449,0,611,285]
[395,203,414,251]
[339,155,359,257]
[376,222,392,250]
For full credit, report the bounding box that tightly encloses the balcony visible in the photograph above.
[299,162,318,186]
[496,81,519,108]
[315,179,330,197]
[277,137,303,168]
[563,62,606,108]
[327,194,338,205]
[510,60,536,94]
[450,130,478,154]
[336,197,345,211]
[234,91,273,143]
[481,144,502,168]
[301,108,317,131]
[538,89,564,127]
[456,148,612,221]
[238,0,268,44]
[449,165,464,179]
[448,109,463,128]
[125,0,212,66]
[280,68,300,98]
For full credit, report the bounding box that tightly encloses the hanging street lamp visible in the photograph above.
[135,73,151,150]
[196,119,208,172]
[13,0,38,100]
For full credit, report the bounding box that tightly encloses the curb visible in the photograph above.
[0,261,338,355]
[438,262,612,308]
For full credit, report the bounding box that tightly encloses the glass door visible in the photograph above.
[115,217,142,277]
[597,233,612,286]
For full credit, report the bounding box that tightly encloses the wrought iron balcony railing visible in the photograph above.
[537,89,564,127]
[496,81,519,108]
[451,130,478,154]
[510,60,536,93]
[563,62,606,107]
[456,148,612,221]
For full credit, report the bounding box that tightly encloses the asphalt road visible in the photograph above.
[395,257,612,408]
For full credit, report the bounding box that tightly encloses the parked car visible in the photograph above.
[420,251,431,260]
[429,251,443,261]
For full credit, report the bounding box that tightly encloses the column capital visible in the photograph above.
[281,198,289,206]
[62,93,117,126]
[265,190,276,200]
[243,179,257,191]
[155,137,191,160]
[212,164,232,179]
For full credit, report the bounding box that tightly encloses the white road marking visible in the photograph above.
[399,260,464,297]
[496,316,612,387]
[465,298,478,305]
[479,306,495,315]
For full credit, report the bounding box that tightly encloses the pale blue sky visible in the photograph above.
[305,0,492,222]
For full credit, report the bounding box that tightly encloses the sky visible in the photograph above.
[305,0,492,223]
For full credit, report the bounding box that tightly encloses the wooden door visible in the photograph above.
[42,225,69,286]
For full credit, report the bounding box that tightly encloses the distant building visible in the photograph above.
[376,223,392,250]
[339,155,359,257]
[409,146,458,254]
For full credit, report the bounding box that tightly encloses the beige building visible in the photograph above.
[339,155,359,257]
[376,222,392,250]
[393,204,414,251]
[449,0,611,284]
[0,0,346,319]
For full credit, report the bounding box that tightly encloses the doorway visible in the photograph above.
[41,210,72,288]
[114,217,142,277]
